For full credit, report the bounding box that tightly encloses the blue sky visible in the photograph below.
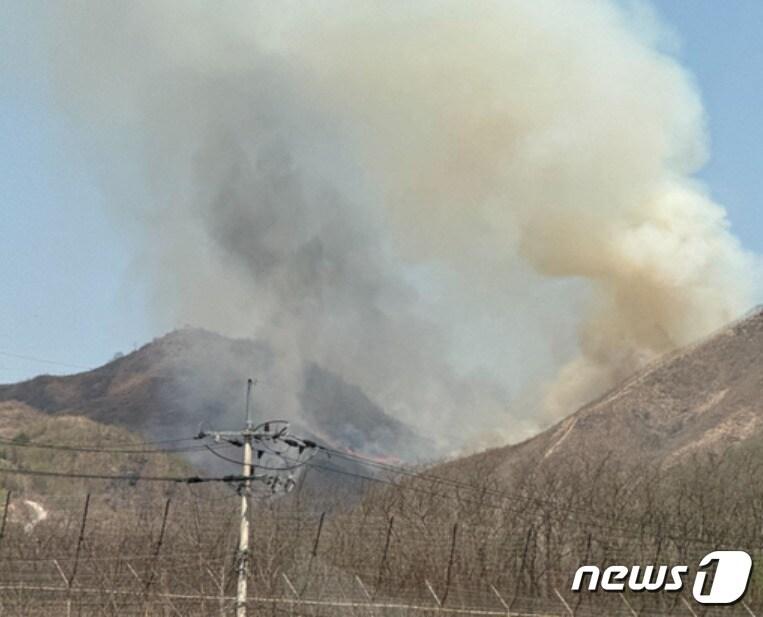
[654,0,763,253]
[0,9,146,382]
[0,2,761,383]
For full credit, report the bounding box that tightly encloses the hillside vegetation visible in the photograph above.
[0,401,194,505]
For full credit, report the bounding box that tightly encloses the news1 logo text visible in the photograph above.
[571,551,752,605]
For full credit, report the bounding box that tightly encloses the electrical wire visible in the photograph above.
[307,445,723,548]
[205,431,711,547]
[203,444,317,472]
[0,350,92,370]
[0,420,729,547]
[285,453,722,548]
[0,436,221,454]
[0,466,248,484]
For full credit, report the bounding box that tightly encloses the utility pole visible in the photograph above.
[237,379,254,617]
[200,379,257,617]
[197,378,315,617]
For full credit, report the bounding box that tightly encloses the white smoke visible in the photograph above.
[33,0,758,445]
[284,0,757,418]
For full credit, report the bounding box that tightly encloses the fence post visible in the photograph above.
[67,493,90,617]
[0,495,12,617]
[145,498,172,593]
[0,490,11,549]
[219,562,226,617]
[299,512,325,597]
[441,522,459,606]
[68,493,90,586]
[311,512,325,557]
[0,487,12,614]
[510,524,534,613]
[373,516,394,600]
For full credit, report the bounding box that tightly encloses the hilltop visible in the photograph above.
[0,329,430,468]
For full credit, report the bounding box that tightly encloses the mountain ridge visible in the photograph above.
[438,306,763,482]
[0,328,431,462]
[2,308,762,485]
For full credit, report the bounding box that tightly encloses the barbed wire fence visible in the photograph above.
[0,483,760,617]
[3,420,763,616]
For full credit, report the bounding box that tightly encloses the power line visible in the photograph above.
[306,445,724,548]
[0,444,727,554]
[288,453,721,549]
[203,444,317,472]
[0,382,727,552]
[0,466,248,484]
[0,435,212,454]
[317,445,502,494]
[2,428,720,548]
[0,350,92,371]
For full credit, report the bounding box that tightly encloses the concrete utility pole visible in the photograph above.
[201,378,257,617]
[238,379,254,617]
[198,378,314,616]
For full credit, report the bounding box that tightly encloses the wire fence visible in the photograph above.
[0,487,760,617]
[4,427,763,616]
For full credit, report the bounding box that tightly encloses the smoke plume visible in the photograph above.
[37,1,757,447]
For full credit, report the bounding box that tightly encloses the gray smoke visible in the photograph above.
[31,1,759,450]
